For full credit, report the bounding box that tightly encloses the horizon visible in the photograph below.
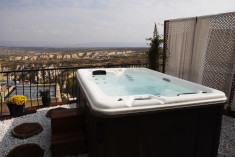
[0,0,235,47]
[0,41,149,48]
[0,45,150,50]
[0,45,149,49]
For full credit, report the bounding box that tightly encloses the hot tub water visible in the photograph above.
[89,72,197,97]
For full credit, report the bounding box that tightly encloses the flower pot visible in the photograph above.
[7,103,14,116]
[7,103,25,117]
[14,104,25,117]
[42,97,51,106]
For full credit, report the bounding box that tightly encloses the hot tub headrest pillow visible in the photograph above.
[92,70,106,75]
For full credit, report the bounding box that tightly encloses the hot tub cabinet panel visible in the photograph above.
[80,94,223,157]
[76,68,226,157]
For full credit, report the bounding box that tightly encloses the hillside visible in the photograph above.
[0,47,148,71]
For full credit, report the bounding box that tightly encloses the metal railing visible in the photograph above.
[0,63,148,115]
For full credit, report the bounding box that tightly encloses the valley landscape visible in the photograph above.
[0,47,148,72]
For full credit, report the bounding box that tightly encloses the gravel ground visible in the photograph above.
[218,115,235,157]
[0,103,88,157]
[0,105,234,157]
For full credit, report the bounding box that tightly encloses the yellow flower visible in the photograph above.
[6,95,27,105]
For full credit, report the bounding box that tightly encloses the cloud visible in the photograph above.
[0,0,235,46]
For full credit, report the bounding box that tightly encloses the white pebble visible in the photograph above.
[0,103,87,157]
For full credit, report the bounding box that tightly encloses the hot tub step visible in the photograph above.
[51,130,86,157]
[50,108,83,133]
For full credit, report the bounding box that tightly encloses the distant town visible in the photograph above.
[0,46,148,72]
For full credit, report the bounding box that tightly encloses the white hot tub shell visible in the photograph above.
[76,68,226,115]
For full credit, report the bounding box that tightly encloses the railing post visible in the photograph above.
[49,69,51,97]
[66,69,69,100]
[72,68,75,98]
[55,69,57,103]
[0,94,2,114]
[7,73,9,98]
[43,70,45,89]
[22,71,24,96]
[14,72,17,95]
[29,71,32,107]
[37,70,39,106]
[76,68,78,102]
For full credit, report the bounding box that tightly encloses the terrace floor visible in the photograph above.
[0,103,234,157]
[0,103,88,157]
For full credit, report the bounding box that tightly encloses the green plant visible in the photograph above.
[146,23,163,71]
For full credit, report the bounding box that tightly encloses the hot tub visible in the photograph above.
[76,68,227,157]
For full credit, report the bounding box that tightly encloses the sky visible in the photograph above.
[0,0,235,47]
